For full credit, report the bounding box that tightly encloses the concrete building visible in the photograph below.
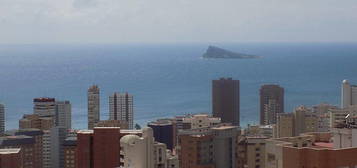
[148,119,175,150]
[0,135,39,168]
[0,104,4,135]
[94,119,129,129]
[33,97,56,117]
[178,131,214,168]
[294,106,317,136]
[246,137,268,168]
[50,126,67,168]
[178,125,240,168]
[55,101,71,129]
[212,78,240,126]
[120,128,155,168]
[329,106,357,128]
[166,150,179,168]
[312,103,337,115]
[19,114,54,130]
[88,85,100,129]
[245,124,274,138]
[212,126,239,168]
[63,136,77,168]
[76,127,122,168]
[182,114,221,129]
[260,85,284,125]
[109,92,134,129]
[153,142,167,168]
[0,148,23,168]
[276,113,294,138]
[341,79,357,108]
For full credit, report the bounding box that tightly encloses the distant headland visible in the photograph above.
[202,46,261,59]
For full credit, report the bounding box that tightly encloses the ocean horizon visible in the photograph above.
[1,42,357,130]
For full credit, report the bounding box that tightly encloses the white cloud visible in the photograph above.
[0,0,356,43]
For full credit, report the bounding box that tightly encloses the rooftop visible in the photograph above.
[0,148,21,154]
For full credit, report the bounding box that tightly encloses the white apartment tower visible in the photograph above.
[55,101,71,129]
[109,92,133,129]
[88,85,100,129]
[0,104,4,135]
[341,79,357,108]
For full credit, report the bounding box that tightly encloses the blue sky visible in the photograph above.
[0,0,356,44]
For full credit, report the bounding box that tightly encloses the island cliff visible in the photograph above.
[202,46,260,59]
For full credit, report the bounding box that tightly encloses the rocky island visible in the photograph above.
[202,46,261,59]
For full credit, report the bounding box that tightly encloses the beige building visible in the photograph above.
[276,113,294,138]
[182,114,221,129]
[94,120,129,129]
[294,106,317,136]
[329,105,357,128]
[245,125,274,138]
[246,137,268,168]
[19,114,54,130]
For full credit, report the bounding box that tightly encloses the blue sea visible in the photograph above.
[0,43,357,130]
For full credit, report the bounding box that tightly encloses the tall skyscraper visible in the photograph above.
[88,85,100,129]
[0,104,4,135]
[55,101,71,129]
[33,98,56,117]
[212,78,240,126]
[109,92,134,129]
[341,79,357,108]
[260,84,284,125]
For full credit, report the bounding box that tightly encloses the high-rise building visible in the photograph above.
[148,119,175,150]
[42,130,51,168]
[109,92,134,129]
[94,120,129,129]
[33,98,56,117]
[0,103,4,135]
[341,79,357,108]
[88,85,100,129]
[55,101,71,129]
[50,126,67,168]
[260,84,284,125]
[212,78,240,126]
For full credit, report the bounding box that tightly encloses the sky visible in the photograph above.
[0,0,356,44]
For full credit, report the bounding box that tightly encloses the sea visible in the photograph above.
[0,42,357,130]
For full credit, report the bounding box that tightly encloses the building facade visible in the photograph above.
[33,98,56,117]
[120,128,155,168]
[341,79,357,108]
[76,127,122,168]
[55,101,71,129]
[0,148,23,168]
[212,78,240,126]
[148,119,175,150]
[88,85,100,129]
[260,85,284,125]
[0,104,4,135]
[109,92,134,129]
